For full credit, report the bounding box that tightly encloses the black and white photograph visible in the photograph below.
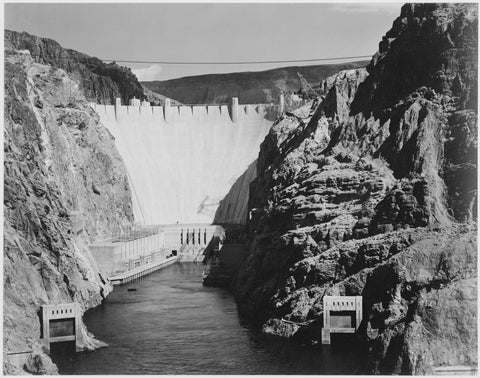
[2,1,478,375]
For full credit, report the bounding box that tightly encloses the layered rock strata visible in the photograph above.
[235,3,477,374]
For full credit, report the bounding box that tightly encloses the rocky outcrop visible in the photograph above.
[4,46,134,373]
[5,30,145,105]
[235,3,477,374]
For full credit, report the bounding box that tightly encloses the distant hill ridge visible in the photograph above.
[142,61,369,105]
[5,30,367,106]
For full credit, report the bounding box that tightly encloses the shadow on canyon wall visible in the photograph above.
[214,161,257,225]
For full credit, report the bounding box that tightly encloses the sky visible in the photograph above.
[5,2,401,81]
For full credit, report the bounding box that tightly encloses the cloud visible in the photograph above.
[329,3,401,15]
[132,64,163,81]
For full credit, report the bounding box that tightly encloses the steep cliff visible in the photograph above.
[4,45,134,373]
[5,30,145,105]
[235,3,477,374]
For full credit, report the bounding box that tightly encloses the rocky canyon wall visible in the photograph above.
[5,30,145,105]
[4,46,134,373]
[235,3,477,374]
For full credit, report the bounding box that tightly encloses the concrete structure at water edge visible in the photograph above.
[89,224,224,284]
[163,223,224,262]
[89,227,173,285]
[89,97,279,226]
[321,296,363,344]
[41,303,82,354]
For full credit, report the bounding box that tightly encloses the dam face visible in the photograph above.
[90,99,274,225]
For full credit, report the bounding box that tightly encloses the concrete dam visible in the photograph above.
[90,98,276,225]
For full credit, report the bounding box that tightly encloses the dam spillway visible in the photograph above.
[90,99,274,225]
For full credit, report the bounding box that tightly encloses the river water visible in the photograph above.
[51,263,361,374]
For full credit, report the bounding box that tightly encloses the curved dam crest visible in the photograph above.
[90,99,274,225]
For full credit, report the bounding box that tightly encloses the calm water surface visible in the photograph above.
[51,263,360,374]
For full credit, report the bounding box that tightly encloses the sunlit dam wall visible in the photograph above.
[90,99,275,225]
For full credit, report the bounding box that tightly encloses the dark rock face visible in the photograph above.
[4,47,134,373]
[351,3,478,114]
[234,3,477,374]
[5,30,145,105]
